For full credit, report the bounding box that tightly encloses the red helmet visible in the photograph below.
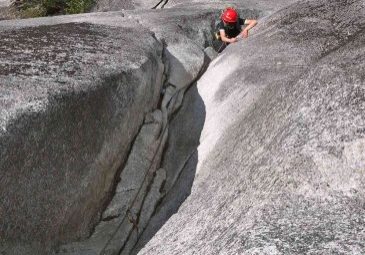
[221,8,238,23]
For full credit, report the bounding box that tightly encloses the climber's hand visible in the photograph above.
[230,37,238,43]
[235,34,243,42]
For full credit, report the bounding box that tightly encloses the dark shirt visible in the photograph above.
[217,18,246,38]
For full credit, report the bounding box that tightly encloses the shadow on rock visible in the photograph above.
[131,84,206,255]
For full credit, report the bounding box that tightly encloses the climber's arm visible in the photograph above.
[220,30,237,43]
[241,19,258,38]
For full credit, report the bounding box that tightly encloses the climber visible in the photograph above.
[216,7,257,52]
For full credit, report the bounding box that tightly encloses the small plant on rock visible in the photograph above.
[65,0,94,14]
[11,0,95,17]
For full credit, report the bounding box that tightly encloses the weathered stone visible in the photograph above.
[91,0,162,12]
[120,168,166,255]
[162,85,206,194]
[139,168,167,233]
[131,151,199,255]
[91,0,134,12]
[0,2,286,254]
[102,109,164,220]
[132,85,205,254]
[98,133,168,254]
[3,1,364,255]
[0,0,11,20]
[139,0,365,254]
[57,7,221,254]
[165,0,299,13]
[204,46,218,61]
[0,18,164,252]
[0,6,223,253]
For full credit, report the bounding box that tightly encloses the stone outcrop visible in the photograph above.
[1,5,250,254]
[1,0,365,254]
[130,84,206,255]
[92,0,161,12]
[55,7,223,255]
[139,0,365,254]
[0,15,166,254]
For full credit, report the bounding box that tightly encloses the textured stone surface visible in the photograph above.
[204,46,218,61]
[92,0,162,12]
[102,110,164,220]
[139,0,365,254]
[0,0,9,7]
[0,0,10,20]
[165,0,299,11]
[0,2,256,255]
[0,17,164,252]
[120,167,166,255]
[2,0,365,254]
[161,85,206,195]
[91,0,134,12]
[54,7,220,255]
[132,84,206,255]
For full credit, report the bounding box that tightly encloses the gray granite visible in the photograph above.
[139,0,365,254]
[0,17,164,253]
[54,6,222,255]
[1,0,364,254]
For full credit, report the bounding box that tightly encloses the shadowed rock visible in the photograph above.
[131,84,206,255]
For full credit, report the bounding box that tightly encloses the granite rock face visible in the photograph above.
[91,0,134,12]
[139,0,365,254]
[55,7,222,255]
[0,5,226,252]
[1,0,365,254]
[0,4,236,254]
[92,0,163,12]
[0,15,164,253]
[131,84,206,255]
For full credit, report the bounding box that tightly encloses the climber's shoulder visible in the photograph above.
[238,18,246,25]
[217,18,245,30]
[217,20,225,31]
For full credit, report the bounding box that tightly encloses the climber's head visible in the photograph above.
[221,8,238,24]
